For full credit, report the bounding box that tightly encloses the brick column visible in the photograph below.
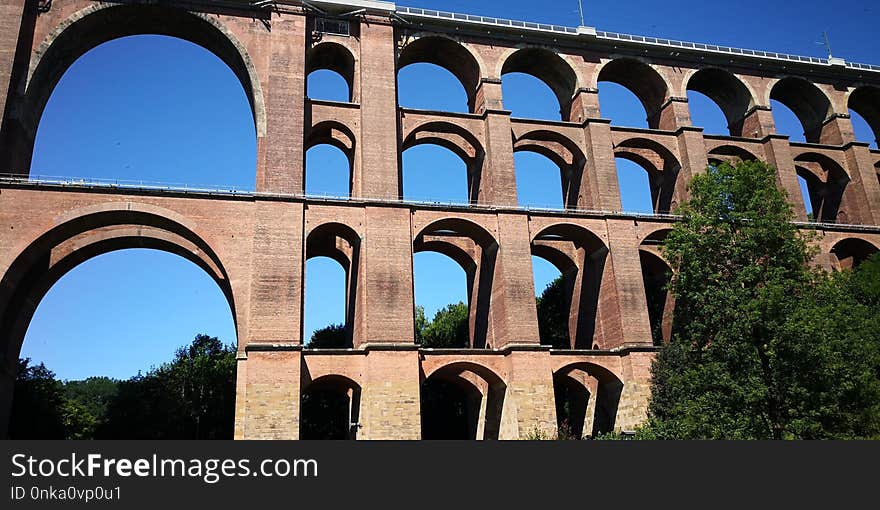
[583,119,622,211]
[763,135,808,221]
[654,97,690,132]
[256,14,306,194]
[234,349,301,440]
[843,142,880,225]
[356,19,399,200]
[603,220,654,348]
[0,0,32,175]
[501,351,557,439]
[490,213,540,348]
[674,126,709,208]
[475,78,518,207]
[615,350,655,433]
[358,349,421,439]
[739,106,775,139]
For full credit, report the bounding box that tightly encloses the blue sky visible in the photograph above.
[21,0,878,380]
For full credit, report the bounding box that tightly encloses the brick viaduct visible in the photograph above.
[1,0,879,439]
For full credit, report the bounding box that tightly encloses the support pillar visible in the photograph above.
[0,0,34,175]
[603,220,654,348]
[490,213,540,348]
[357,349,421,439]
[501,350,557,439]
[234,349,301,440]
[843,142,880,225]
[763,135,808,221]
[614,350,655,433]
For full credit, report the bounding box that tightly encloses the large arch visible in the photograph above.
[420,361,506,440]
[831,238,879,270]
[597,58,670,129]
[848,86,880,147]
[640,229,674,345]
[11,3,264,175]
[686,68,755,136]
[0,205,237,438]
[402,122,485,203]
[414,219,498,349]
[793,152,852,224]
[398,36,482,113]
[531,224,609,349]
[501,48,579,121]
[300,374,361,440]
[614,138,682,214]
[513,130,587,209]
[305,222,362,348]
[553,362,624,438]
[769,77,833,144]
[306,41,356,103]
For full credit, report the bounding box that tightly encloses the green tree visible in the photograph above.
[420,302,469,348]
[8,359,67,439]
[62,377,119,439]
[642,160,880,439]
[307,324,347,349]
[537,276,569,348]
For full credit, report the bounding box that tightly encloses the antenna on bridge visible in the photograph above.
[576,0,586,27]
[818,31,834,59]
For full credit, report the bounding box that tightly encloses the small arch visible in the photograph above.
[306,42,356,102]
[769,77,833,143]
[420,361,506,440]
[531,224,609,349]
[300,375,361,440]
[793,152,851,223]
[306,121,356,197]
[614,138,682,214]
[305,223,362,348]
[707,145,760,167]
[501,48,579,121]
[831,238,879,270]
[640,230,674,345]
[848,86,880,148]
[686,68,755,136]
[554,362,624,437]
[598,59,670,129]
[398,36,482,112]
[513,130,587,209]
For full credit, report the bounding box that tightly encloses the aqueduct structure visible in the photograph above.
[1,0,880,439]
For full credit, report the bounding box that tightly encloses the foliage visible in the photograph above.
[8,359,68,439]
[643,160,880,439]
[307,323,348,349]
[537,276,569,348]
[418,302,470,348]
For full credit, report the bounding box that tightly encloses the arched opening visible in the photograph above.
[640,231,674,345]
[598,59,669,129]
[300,375,360,440]
[402,144,471,204]
[686,69,754,136]
[305,144,352,197]
[831,238,879,270]
[421,363,506,440]
[513,130,587,209]
[770,78,833,144]
[397,36,481,113]
[414,219,499,349]
[306,42,355,103]
[532,256,564,346]
[0,208,239,439]
[17,4,262,181]
[615,139,682,214]
[501,48,578,121]
[554,363,624,438]
[413,252,469,348]
[848,86,880,149]
[794,153,851,224]
[707,145,760,167]
[305,223,361,348]
[532,224,609,349]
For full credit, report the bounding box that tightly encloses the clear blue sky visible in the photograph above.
[21,0,878,380]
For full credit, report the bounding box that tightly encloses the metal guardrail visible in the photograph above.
[4,173,880,232]
[395,5,880,73]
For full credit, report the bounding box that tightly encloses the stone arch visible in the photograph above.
[398,35,483,112]
[792,152,852,223]
[830,238,878,270]
[0,205,238,437]
[501,47,579,121]
[769,77,833,143]
[531,223,609,349]
[14,3,266,174]
[614,137,682,214]
[420,360,507,440]
[597,58,671,129]
[685,68,756,136]
[414,218,499,349]
[707,144,761,166]
[640,229,674,345]
[402,121,485,203]
[307,41,357,102]
[513,130,587,209]
[847,86,880,146]
[554,362,624,437]
[300,374,361,440]
[305,222,362,348]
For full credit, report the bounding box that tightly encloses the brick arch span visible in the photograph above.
[553,361,624,436]
[0,204,239,438]
[792,151,857,224]
[307,41,357,103]
[614,137,683,214]
[830,237,879,270]
[306,120,357,195]
[596,58,671,129]
[398,35,484,113]
[513,129,588,209]
[402,121,486,202]
[414,217,498,349]
[300,373,362,440]
[684,67,757,136]
[500,47,579,121]
[768,77,835,144]
[847,85,880,146]
[531,223,610,349]
[707,143,762,165]
[420,360,507,440]
[9,2,265,175]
